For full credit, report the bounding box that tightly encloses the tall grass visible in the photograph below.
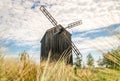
[0,53,120,81]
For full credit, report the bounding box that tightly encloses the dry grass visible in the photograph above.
[0,54,120,81]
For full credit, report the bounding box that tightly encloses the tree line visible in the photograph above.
[75,46,120,70]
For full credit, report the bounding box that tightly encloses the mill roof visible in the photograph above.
[40,24,71,42]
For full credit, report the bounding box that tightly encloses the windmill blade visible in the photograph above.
[63,33,82,60]
[58,31,82,60]
[65,20,82,29]
[54,30,82,60]
[40,5,58,26]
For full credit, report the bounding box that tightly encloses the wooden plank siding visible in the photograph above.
[41,25,73,64]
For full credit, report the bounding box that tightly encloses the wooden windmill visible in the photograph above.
[40,5,82,64]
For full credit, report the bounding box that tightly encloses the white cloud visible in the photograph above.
[0,0,119,42]
[46,0,120,33]
[73,35,120,54]
[0,47,9,54]
[0,0,53,42]
[0,0,120,58]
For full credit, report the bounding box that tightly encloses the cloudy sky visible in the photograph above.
[0,0,120,63]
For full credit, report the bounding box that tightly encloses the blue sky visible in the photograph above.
[72,24,120,39]
[0,0,120,63]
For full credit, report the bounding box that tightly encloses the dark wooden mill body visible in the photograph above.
[41,25,73,64]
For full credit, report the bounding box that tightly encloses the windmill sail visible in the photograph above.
[40,6,58,26]
[62,32,82,60]
[66,20,82,29]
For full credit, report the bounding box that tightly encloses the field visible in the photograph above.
[0,55,120,81]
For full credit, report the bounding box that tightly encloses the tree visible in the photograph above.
[75,57,82,68]
[97,57,104,68]
[87,53,94,67]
